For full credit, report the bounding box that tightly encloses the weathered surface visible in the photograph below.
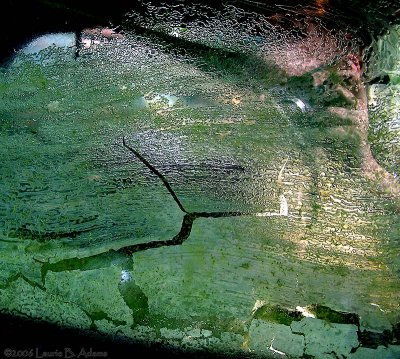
[0,2,400,358]
[291,318,359,358]
[248,319,305,357]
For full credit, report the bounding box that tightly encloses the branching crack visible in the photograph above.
[0,272,46,291]
[123,137,188,214]
[35,138,288,281]
[118,137,285,255]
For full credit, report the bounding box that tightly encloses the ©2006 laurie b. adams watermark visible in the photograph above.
[3,347,108,358]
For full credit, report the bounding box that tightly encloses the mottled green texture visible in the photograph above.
[367,24,400,178]
[307,304,359,326]
[248,320,305,357]
[368,83,400,177]
[252,304,302,326]
[291,318,359,358]
[0,25,399,359]
[349,345,400,359]
[118,278,149,324]
[368,25,400,84]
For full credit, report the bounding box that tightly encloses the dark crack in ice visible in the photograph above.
[37,136,288,282]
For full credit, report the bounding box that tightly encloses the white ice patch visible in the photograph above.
[22,33,76,55]
[251,299,266,314]
[370,303,386,312]
[279,194,288,216]
[15,32,76,65]
[292,98,307,112]
[163,94,179,107]
[255,194,288,217]
[296,306,316,318]
[141,92,179,109]
[269,337,286,356]
[120,270,132,283]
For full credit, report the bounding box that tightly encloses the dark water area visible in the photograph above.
[1,0,399,64]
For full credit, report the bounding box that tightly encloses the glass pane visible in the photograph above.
[1,1,399,358]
